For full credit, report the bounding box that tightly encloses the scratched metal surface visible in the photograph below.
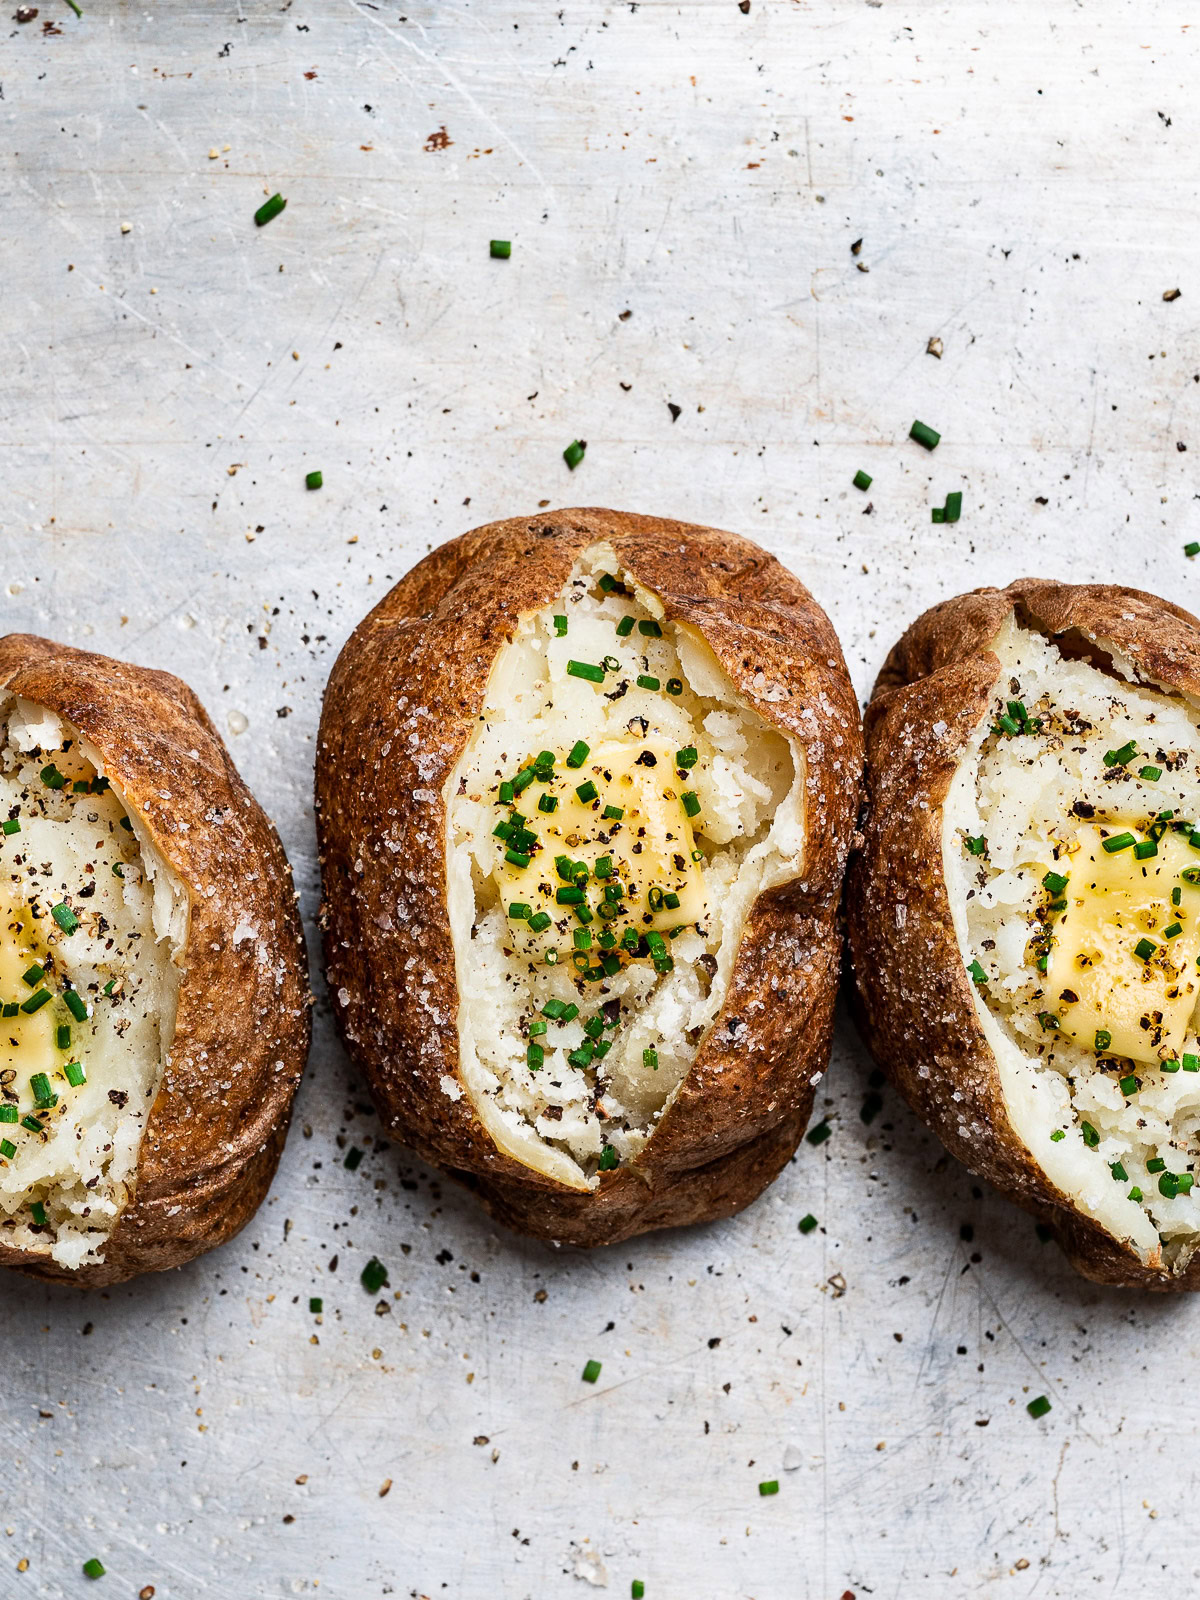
[1,2,1197,1595]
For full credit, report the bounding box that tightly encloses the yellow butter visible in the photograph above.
[1046,824,1200,1063]
[0,896,60,1111]
[493,737,707,961]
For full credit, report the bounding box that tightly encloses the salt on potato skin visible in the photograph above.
[0,635,310,1289]
[848,579,1200,1291]
[316,510,863,1248]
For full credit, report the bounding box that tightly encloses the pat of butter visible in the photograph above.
[0,896,60,1111]
[1047,824,1200,1064]
[493,737,707,960]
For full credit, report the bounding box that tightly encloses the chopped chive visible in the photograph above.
[2,818,19,835]
[254,192,287,227]
[632,1583,645,1599]
[636,674,660,690]
[597,1145,619,1170]
[1129,1186,1144,1201]
[64,990,87,1022]
[1026,1396,1051,1420]
[615,616,635,637]
[52,902,80,935]
[1159,1171,1181,1198]
[638,619,663,638]
[40,764,65,789]
[1134,938,1156,961]
[582,1359,602,1383]
[538,793,558,814]
[675,746,698,769]
[598,574,618,592]
[664,892,680,909]
[602,655,621,672]
[852,469,872,491]
[1165,922,1183,939]
[909,419,940,451]
[966,835,987,856]
[665,678,683,696]
[643,1047,658,1070]
[1163,1058,1182,1073]
[1184,867,1200,885]
[567,1044,595,1069]
[305,470,323,491]
[344,1147,364,1170]
[508,902,532,921]
[681,791,701,818]
[30,1073,56,1108]
[0,1140,13,1160]
[758,1480,780,1497]
[529,1019,547,1037]
[21,989,51,1014]
[527,1042,544,1071]
[806,1121,831,1146]
[22,964,45,988]
[309,1297,323,1313]
[360,1257,388,1294]
[489,238,511,259]
[1110,1160,1128,1182]
[574,904,594,926]
[527,911,552,932]
[1037,1011,1059,1031]
[943,491,963,523]
[567,660,605,683]
[967,959,988,986]
[1095,1029,1112,1052]
[1147,1156,1167,1173]
[931,507,945,525]
[56,1025,70,1050]
[1042,871,1068,895]
[498,781,515,805]
[554,615,568,637]
[30,1201,48,1227]
[1178,1173,1195,1194]
[1187,541,1200,558]
[1101,832,1136,854]
[602,804,624,820]
[996,713,1020,736]
[1119,1074,1138,1096]
[542,999,568,1019]
[1140,765,1163,781]
[512,766,536,795]
[566,740,590,768]
[798,1213,818,1234]
[1080,1121,1099,1149]
[21,1115,43,1133]
[556,886,584,905]
[504,849,531,869]
[1050,1129,1065,1142]
[1134,840,1158,861]
[595,856,613,879]
[576,781,598,804]
[103,979,115,995]
[563,439,586,470]
[0,1105,15,1123]
[64,1062,86,1088]
[1185,1054,1200,1073]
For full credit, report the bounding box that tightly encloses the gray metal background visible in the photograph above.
[2,3,1196,1595]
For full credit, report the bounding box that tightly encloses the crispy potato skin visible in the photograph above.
[847,579,1200,1290]
[316,509,862,1245]
[0,635,311,1287]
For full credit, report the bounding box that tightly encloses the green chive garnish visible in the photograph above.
[1134,840,1158,860]
[852,469,872,491]
[64,990,87,1022]
[798,1213,818,1234]
[681,792,700,818]
[30,1073,56,1108]
[554,615,568,637]
[51,903,80,935]
[615,616,635,637]
[64,1062,86,1088]
[602,804,624,820]
[21,1115,43,1133]
[538,794,558,814]
[310,1297,323,1313]
[1147,1157,1167,1173]
[967,959,987,986]
[22,964,44,988]
[576,781,598,803]
[642,1047,658,1070]
[505,849,531,869]
[638,619,663,638]
[1134,938,1156,961]
[1095,1029,1112,1052]
[1119,1074,1138,1095]
[2,818,19,835]
[1163,1058,1181,1073]
[527,1042,544,1070]
[56,1025,70,1050]
[0,1140,14,1160]
[0,1105,15,1123]
[1026,1395,1051,1419]
[254,192,287,227]
[943,491,962,523]
[305,470,323,490]
[563,439,586,470]
[582,1359,602,1383]
[675,746,698,769]
[1140,765,1162,781]
[665,678,683,696]
[1110,1160,1128,1182]
[758,1480,780,1496]
[489,239,511,259]
[636,675,660,690]
[1080,1121,1099,1148]
[909,419,940,451]
[1042,871,1068,895]
[40,764,65,789]
[21,989,51,1014]
[806,1121,831,1146]
[567,660,605,683]
[361,1257,388,1294]
[1050,1129,1065,1142]
[1101,832,1136,854]
[528,912,552,933]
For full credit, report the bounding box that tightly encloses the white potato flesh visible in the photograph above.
[444,543,806,1190]
[944,616,1200,1267]
[0,697,186,1269]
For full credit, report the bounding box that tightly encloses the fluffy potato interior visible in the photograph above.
[944,615,1200,1267]
[0,697,186,1269]
[445,543,805,1190]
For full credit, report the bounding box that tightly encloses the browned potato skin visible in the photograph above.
[847,579,1200,1290]
[0,636,311,1288]
[316,509,862,1246]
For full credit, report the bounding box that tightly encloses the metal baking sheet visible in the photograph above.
[2,2,1196,1595]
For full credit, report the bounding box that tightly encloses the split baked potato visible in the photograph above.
[316,509,861,1245]
[0,636,310,1286]
[849,580,1200,1289]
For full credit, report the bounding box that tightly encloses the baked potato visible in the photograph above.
[0,635,310,1286]
[848,579,1200,1289]
[316,509,861,1245]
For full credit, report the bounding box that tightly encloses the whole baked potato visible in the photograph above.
[848,579,1200,1289]
[316,509,861,1245]
[0,636,310,1286]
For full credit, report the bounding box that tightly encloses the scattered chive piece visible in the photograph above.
[758,1480,780,1497]
[505,848,531,869]
[0,1105,15,1123]
[513,766,536,795]
[615,615,635,638]
[1095,1029,1112,1052]
[1187,541,1200,558]
[30,1074,57,1108]
[798,1213,818,1234]
[1119,1074,1138,1096]
[498,781,515,805]
[681,791,701,818]
[563,439,586,470]
[568,660,605,684]
[643,1047,658,1070]
[1104,740,1138,767]
[22,1115,43,1133]
[638,619,663,638]
[931,506,945,525]
[1042,871,1068,895]
[0,1140,14,1160]
[1134,840,1158,861]
[542,999,568,1019]
[1036,1011,1059,1031]
[1184,1054,1200,1073]
[996,713,1019,736]
[1134,938,1156,961]
[966,835,986,856]
[967,959,988,986]
[595,856,613,879]
[527,1042,544,1071]
[1101,832,1136,854]
[64,1062,86,1088]
[21,989,51,1014]
[64,990,87,1022]
[575,780,598,804]
[602,655,621,672]
[1184,867,1200,885]
[103,979,115,995]
[852,469,872,491]
[360,1257,388,1294]
[22,964,44,988]
[538,793,558,814]
[82,1559,105,1580]
[489,238,511,259]
[909,419,941,451]
[1026,1396,1051,1419]
[1110,1160,1128,1182]
[1165,922,1183,939]
[310,1297,323,1313]
[665,678,683,696]
[1147,1157,1166,1173]
[40,764,65,789]
[1159,1171,1181,1198]
[2,819,19,835]
[566,740,590,769]
[675,746,698,769]
[1050,1129,1065,1142]
[527,911,552,933]
[554,615,568,637]
[664,891,680,910]
[254,192,287,227]
[30,1201,47,1226]
[806,1121,831,1146]
[556,886,584,905]
[305,470,323,490]
[1162,1058,1182,1073]
[943,491,963,523]
[632,1583,645,1599]
[636,674,660,690]
[1140,765,1163,781]
[1129,1186,1144,1201]
[582,1359,602,1383]
[344,1146,364,1170]
[51,902,80,935]
[1080,1121,1099,1149]
[1178,1173,1195,1194]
